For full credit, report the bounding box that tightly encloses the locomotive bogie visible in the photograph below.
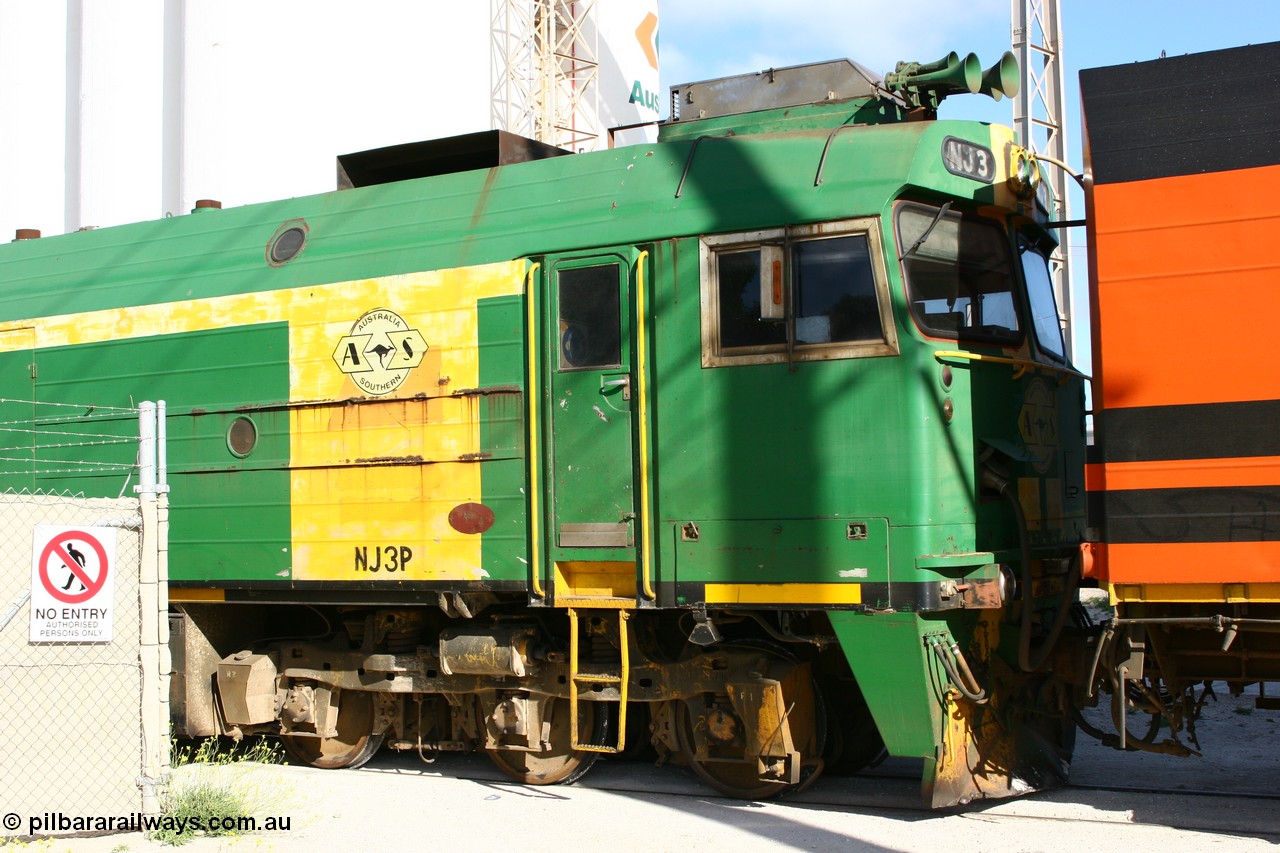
[203,603,833,793]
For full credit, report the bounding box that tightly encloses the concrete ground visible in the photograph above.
[24,755,1277,853]
[15,684,1280,852]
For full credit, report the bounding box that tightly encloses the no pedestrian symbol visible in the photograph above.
[30,526,117,643]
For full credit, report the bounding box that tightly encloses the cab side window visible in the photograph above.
[701,219,897,367]
[897,202,1022,345]
[793,235,882,345]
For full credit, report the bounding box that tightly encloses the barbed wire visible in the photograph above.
[0,398,137,413]
[0,426,136,443]
[0,399,141,479]
[0,398,138,426]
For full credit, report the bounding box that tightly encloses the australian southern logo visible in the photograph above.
[332,309,428,396]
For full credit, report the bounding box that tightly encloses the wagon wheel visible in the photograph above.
[280,689,384,769]
[487,697,601,785]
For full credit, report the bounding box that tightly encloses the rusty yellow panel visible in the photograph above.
[291,460,483,582]
[288,262,526,582]
[289,262,526,402]
[289,397,479,469]
[704,583,862,605]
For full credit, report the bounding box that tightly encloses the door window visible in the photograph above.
[558,264,622,370]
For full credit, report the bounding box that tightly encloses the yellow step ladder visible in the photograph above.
[568,608,630,753]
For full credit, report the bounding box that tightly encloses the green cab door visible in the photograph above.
[538,250,649,601]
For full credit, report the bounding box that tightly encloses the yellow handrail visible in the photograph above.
[525,262,544,599]
[933,349,1091,382]
[636,250,656,601]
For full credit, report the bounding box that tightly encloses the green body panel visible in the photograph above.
[476,294,528,583]
[828,610,957,757]
[0,324,293,583]
[672,518,889,584]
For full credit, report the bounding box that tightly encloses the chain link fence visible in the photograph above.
[0,401,169,836]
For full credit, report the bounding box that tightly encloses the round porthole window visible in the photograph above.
[267,220,308,265]
[227,417,258,458]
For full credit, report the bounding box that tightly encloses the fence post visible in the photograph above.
[135,401,169,812]
[155,400,171,796]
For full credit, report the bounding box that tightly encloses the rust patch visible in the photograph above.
[352,455,425,466]
[449,502,495,535]
[452,385,521,397]
[469,167,500,230]
[457,452,493,461]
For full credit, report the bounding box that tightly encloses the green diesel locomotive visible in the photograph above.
[0,53,1085,807]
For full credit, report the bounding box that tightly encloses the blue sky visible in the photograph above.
[659,1,1280,141]
[656,1,1280,361]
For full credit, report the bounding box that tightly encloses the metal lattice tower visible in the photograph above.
[492,0,601,152]
[1012,0,1073,360]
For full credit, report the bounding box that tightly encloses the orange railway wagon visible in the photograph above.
[1080,42,1280,715]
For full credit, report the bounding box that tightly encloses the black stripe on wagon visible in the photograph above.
[1098,400,1280,463]
[1080,41,1280,184]
[1099,485,1280,544]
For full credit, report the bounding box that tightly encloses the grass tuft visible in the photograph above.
[149,737,286,847]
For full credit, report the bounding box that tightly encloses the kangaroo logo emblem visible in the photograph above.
[333,308,428,396]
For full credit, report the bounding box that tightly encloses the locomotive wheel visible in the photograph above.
[677,696,785,799]
[676,642,826,800]
[486,697,601,785]
[280,689,384,770]
[676,691,825,799]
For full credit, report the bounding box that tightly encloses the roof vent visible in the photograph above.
[667,59,884,123]
[337,130,571,190]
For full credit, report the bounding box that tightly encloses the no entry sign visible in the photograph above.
[30,525,117,642]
